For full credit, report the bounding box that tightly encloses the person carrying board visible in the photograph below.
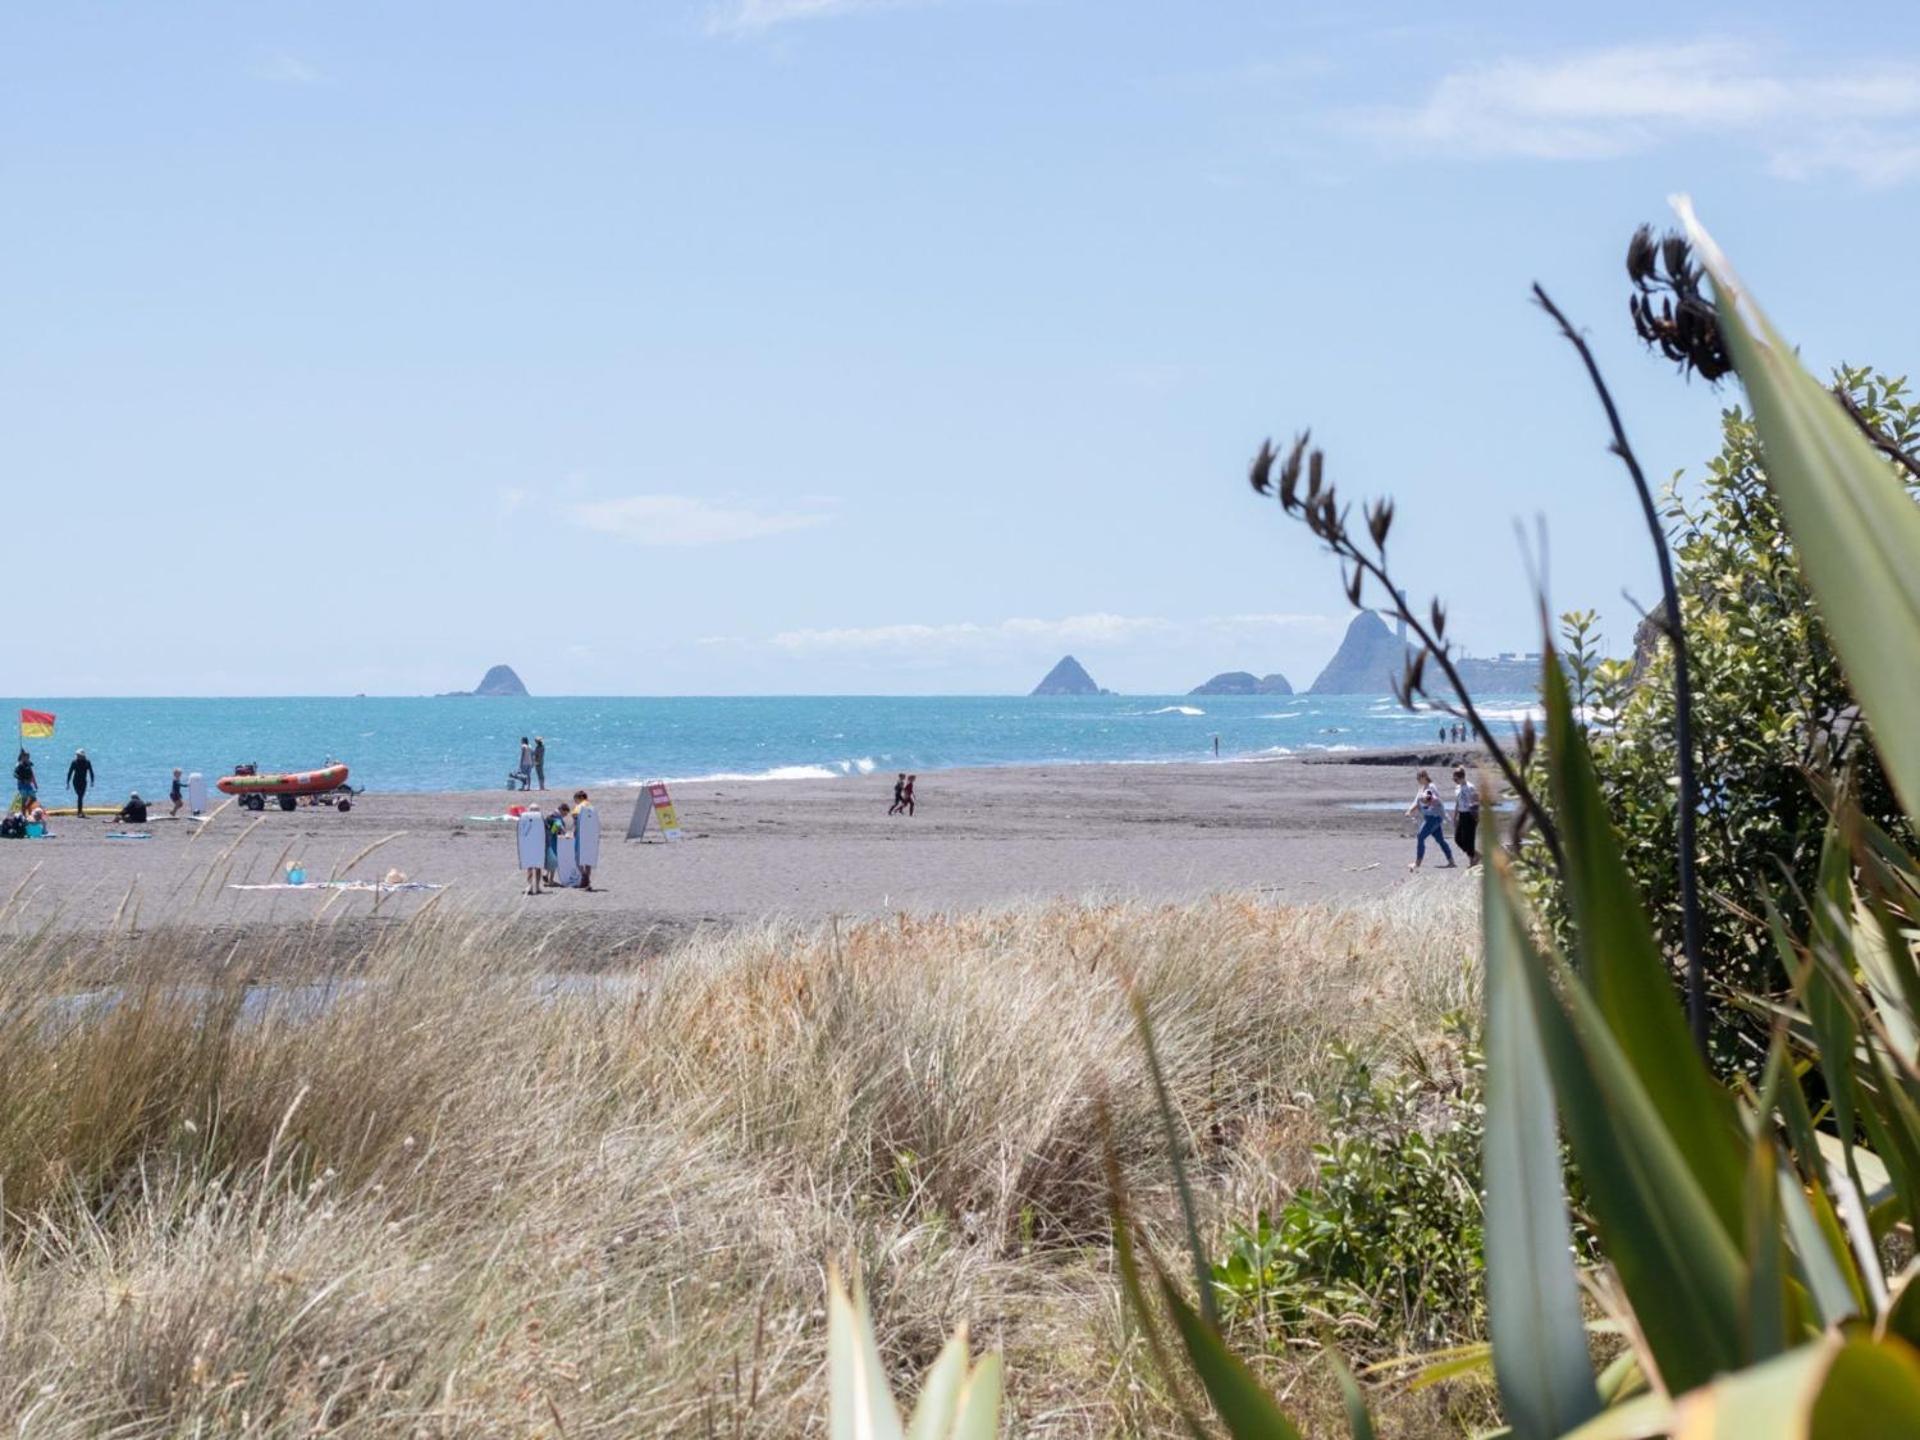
[517,805,546,895]
[573,790,600,891]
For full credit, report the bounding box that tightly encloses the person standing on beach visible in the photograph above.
[515,737,533,790]
[66,749,94,816]
[1212,734,1220,757]
[169,767,186,818]
[15,749,37,807]
[1405,768,1455,871]
[888,773,906,815]
[533,736,546,790]
[544,802,569,886]
[903,774,917,817]
[1451,765,1480,867]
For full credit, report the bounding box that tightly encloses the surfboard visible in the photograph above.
[187,773,207,814]
[575,805,601,867]
[515,810,545,870]
[554,840,581,887]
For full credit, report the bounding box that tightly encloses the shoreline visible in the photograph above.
[2,751,1498,946]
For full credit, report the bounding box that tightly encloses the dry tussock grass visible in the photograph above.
[0,886,1481,1437]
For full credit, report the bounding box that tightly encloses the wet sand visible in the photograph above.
[0,753,1491,952]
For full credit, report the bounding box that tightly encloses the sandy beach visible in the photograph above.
[0,751,1490,951]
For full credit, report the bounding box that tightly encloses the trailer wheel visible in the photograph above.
[336,797,351,813]
[245,794,266,812]
[278,795,298,812]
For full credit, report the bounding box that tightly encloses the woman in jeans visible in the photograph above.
[1405,768,1456,871]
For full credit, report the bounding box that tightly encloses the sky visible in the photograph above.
[9,1,1920,695]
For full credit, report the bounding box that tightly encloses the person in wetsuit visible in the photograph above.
[66,749,95,816]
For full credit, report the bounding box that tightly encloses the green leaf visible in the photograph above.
[828,1271,907,1440]
[1742,1127,1792,1360]
[1808,1333,1920,1436]
[1509,901,1750,1389]
[947,1354,1003,1440]
[904,1331,970,1440]
[1561,1333,1920,1440]
[1481,855,1601,1438]
[1540,655,1747,1241]
[1678,196,1920,819]
[1325,1349,1377,1440]
[1157,1264,1306,1439]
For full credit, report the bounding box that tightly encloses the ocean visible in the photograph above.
[1,694,1538,795]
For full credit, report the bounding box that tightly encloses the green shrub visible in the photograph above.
[1212,1019,1491,1352]
[1534,369,1920,1062]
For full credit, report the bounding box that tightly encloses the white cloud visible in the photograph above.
[771,611,1326,655]
[254,51,322,86]
[707,0,921,37]
[566,495,829,546]
[1357,40,1920,182]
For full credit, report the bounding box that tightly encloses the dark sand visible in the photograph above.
[1,754,1492,951]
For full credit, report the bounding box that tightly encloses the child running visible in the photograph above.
[1405,768,1456,871]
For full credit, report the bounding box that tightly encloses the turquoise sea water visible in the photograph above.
[0,694,1537,795]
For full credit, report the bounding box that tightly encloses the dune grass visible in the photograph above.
[0,886,1484,1436]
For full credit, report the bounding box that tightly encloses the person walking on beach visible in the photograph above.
[66,749,94,816]
[1451,765,1480,867]
[903,774,917,817]
[169,767,186,817]
[888,773,906,815]
[513,737,533,791]
[1406,768,1456,871]
[533,736,546,790]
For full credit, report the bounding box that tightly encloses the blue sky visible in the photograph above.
[9,1,1920,695]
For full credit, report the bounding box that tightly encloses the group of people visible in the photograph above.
[1405,765,1480,871]
[517,789,599,895]
[9,748,183,833]
[1435,722,1469,744]
[511,736,547,791]
[886,773,918,816]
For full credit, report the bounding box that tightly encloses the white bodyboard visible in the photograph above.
[627,791,651,840]
[575,805,601,866]
[555,840,581,887]
[187,772,207,814]
[515,811,545,869]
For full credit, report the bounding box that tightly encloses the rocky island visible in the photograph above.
[1030,655,1109,696]
[442,664,530,697]
[1307,613,1408,694]
[1189,671,1292,696]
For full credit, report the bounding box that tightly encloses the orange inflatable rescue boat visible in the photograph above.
[217,763,353,811]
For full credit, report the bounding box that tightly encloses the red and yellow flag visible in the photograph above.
[18,709,54,739]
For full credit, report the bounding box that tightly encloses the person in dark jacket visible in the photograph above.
[66,749,95,816]
[533,736,547,791]
[115,792,148,825]
[14,750,36,805]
